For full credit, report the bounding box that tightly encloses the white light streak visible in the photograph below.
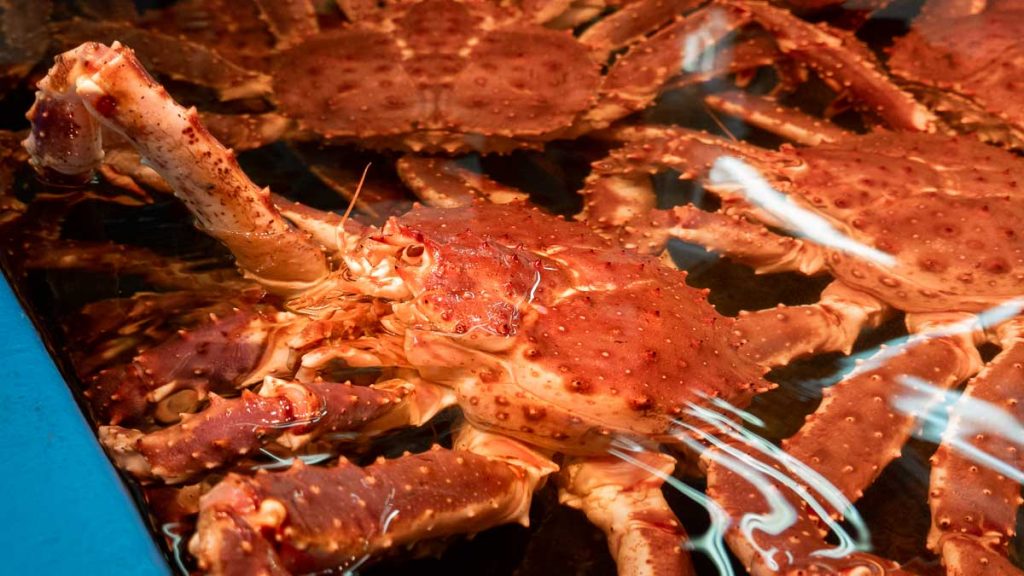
[252,448,333,471]
[895,375,1024,484]
[608,442,736,576]
[681,8,731,74]
[709,157,896,267]
[675,405,870,561]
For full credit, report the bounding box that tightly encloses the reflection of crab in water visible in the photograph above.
[584,89,1024,573]
[22,42,934,575]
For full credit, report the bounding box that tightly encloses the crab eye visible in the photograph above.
[401,244,424,265]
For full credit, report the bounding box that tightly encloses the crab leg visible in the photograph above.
[100,377,413,484]
[85,305,310,425]
[704,441,911,576]
[199,111,292,152]
[522,0,594,26]
[191,426,556,575]
[294,334,412,380]
[663,33,808,95]
[25,42,328,292]
[583,127,826,266]
[20,238,246,292]
[253,0,319,49]
[578,0,705,58]
[928,318,1024,576]
[560,452,695,576]
[706,319,982,574]
[578,6,745,132]
[667,204,826,273]
[51,22,272,101]
[86,294,386,425]
[715,0,935,132]
[705,91,852,146]
[732,281,888,367]
[396,156,530,208]
[783,315,982,503]
[915,0,988,24]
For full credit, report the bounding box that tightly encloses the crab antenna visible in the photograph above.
[336,162,371,248]
[703,100,739,143]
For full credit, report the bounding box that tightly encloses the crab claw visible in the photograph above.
[24,42,328,293]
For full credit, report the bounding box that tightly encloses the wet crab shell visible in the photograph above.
[270,1,602,151]
[375,203,771,452]
[888,6,1024,147]
[773,132,1024,313]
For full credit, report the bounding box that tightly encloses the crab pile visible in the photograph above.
[4,1,1024,575]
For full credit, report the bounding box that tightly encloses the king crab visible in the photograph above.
[20,41,942,575]
[888,0,1024,149]
[582,84,1024,573]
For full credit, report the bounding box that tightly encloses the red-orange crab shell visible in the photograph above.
[888,1,1024,148]
[362,202,771,453]
[270,0,602,151]
[766,132,1024,313]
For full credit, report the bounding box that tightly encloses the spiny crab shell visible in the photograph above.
[335,201,770,451]
[888,0,1024,148]
[21,39,802,576]
[592,128,1024,314]
[753,131,1024,311]
[272,0,601,151]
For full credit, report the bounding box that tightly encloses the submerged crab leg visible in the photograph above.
[52,21,272,101]
[706,321,982,574]
[716,0,935,132]
[662,33,808,95]
[191,427,556,576]
[732,281,888,367]
[705,91,852,146]
[199,111,292,152]
[294,334,411,380]
[667,204,826,274]
[783,316,982,503]
[253,0,319,49]
[100,377,413,484]
[578,0,705,58]
[583,126,824,267]
[915,0,988,24]
[703,442,912,576]
[928,318,1024,576]
[20,238,245,292]
[560,452,695,576]
[396,156,530,208]
[25,42,329,292]
[579,6,746,132]
[86,306,311,425]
